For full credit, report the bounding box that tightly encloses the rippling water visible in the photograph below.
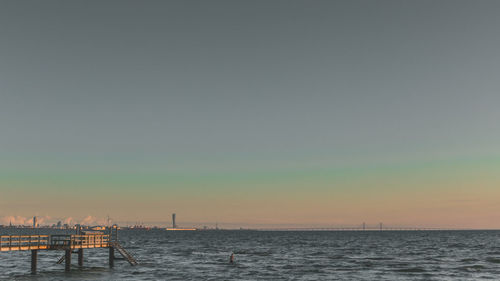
[1,230,500,280]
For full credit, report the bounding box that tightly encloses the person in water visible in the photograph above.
[230,253,234,264]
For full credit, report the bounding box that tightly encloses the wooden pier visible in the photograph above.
[0,225,137,274]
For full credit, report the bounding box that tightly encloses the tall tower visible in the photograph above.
[33,216,37,228]
[172,213,176,229]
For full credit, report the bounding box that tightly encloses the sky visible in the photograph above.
[1,0,500,229]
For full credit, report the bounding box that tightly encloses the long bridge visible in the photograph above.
[0,225,137,274]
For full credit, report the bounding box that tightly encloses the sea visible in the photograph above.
[1,229,500,280]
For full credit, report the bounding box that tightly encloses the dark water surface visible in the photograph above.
[1,230,500,280]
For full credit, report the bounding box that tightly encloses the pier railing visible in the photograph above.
[0,235,49,251]
[50,234,110,249]
[0,234,109,251]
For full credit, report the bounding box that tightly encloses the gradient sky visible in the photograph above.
[1,0,500,228]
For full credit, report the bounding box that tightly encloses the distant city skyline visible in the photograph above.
[1,1,500,229]
[1,214,498,230]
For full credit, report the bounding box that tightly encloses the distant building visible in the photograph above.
[33,216,37,228]
[57,221,62,228]
[172,213,177,228]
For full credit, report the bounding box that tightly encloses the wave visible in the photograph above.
[394,267,427,273]
[485,257,500,264]
[455,265,487,272]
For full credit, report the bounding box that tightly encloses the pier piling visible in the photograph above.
[109,246,114,268]
[65,249,71,272]
[31,250,37,274]
[78,249,83,267]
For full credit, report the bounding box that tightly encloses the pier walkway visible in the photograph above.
[0,225,137,274]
